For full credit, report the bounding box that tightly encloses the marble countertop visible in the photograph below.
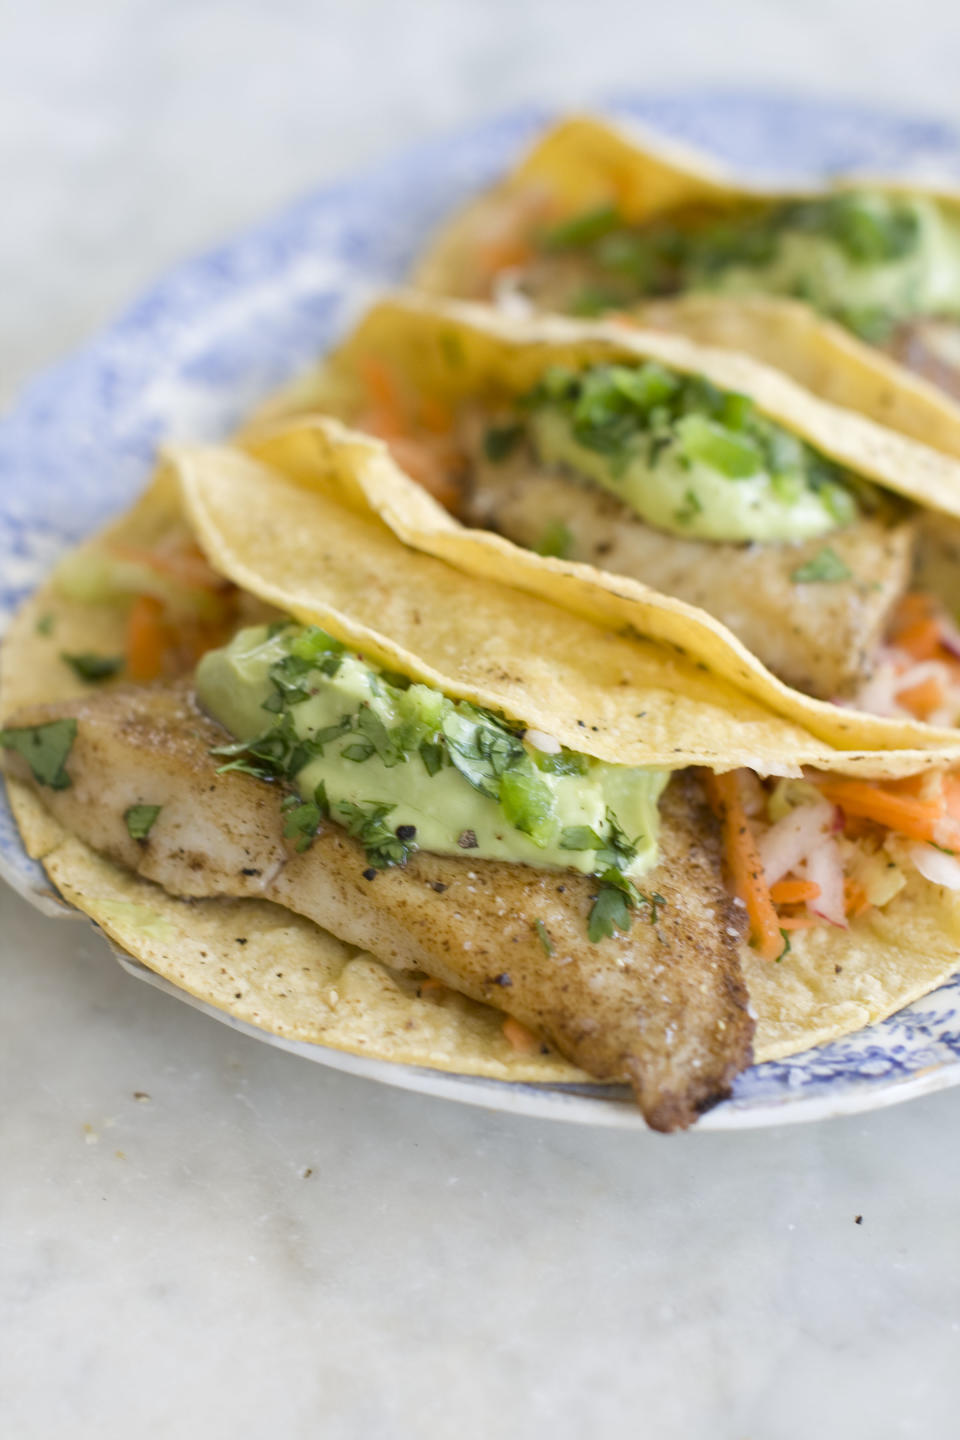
[4,4,960,1436]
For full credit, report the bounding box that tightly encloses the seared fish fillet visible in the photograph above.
[4,685,753,1130]
[467,451,915,700]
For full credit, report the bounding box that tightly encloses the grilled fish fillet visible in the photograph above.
[3,684,753,1130]
[466,450,916,701]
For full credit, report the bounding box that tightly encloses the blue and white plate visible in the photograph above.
[5,92,960,1130]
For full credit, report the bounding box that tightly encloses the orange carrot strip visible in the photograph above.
[896,675,946,718]
[358,356,408,439]
[889,591,938,636]
[814,778,950,846]
[895,618,943,662]
[417,393,454,436]
[502,1016,541,1054]
[385,437,462,512]
[706,771,783,961]
[419,977,449,1000]
[769,878,822,905]
[125,595,170,682]
[776,915,819,932]
[943,777,960,822]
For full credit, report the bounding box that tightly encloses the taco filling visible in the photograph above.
[517,191,960,369]
[0,623,754,1133]
[271,300,945,707]
[466,357,920,701]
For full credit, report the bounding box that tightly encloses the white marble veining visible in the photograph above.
[4,4,960,1437]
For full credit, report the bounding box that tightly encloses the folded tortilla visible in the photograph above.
[412,113,960,461]
[5,433,960,1099]
[247,292,960,738]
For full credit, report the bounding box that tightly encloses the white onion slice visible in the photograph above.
[492,268,534,320]
[757,800,836,886]
[523,727,562,755]
[805,836,848,927]
[909,842,960,890]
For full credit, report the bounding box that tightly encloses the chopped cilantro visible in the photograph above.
[559,825,604,851]
[535,919,554,956]
[418,739,445,777]
[587,875,638,944]
[333,799,416,869]
[0,718,77,790]
[522,358,860,520]
[499,763,555,846]
[542,203,623,251]
[483,423,524,463]
[61,652,124,683]
[441,704,524,799]
[790,547,852,583]
[35,613,55,637]
[124,804,162,841]
[283,782,330,853]
[534,519,573,559]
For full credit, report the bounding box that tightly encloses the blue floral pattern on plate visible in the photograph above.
[4,91,960,1128]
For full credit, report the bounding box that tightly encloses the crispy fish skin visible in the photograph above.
[466,451,916,701]
[3,686,753,1130]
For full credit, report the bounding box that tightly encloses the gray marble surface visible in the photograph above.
[4,4,960,1437]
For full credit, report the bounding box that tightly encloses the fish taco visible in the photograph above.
[251,293,960,723]
[6,430,960,1129]
[413,113,960,461]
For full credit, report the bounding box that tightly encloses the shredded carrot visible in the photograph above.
[896,618,942,661]
[474,234,535,281]
[776,915,819,932]
[418,977,449,1000]
[944,777,960,822]
[814,777,953,846]
[889,591,938,635]
[706,770,783,961]
[417,393,454,436]
[769,878,822,905]
[358,356,408,440]
[385,436,462,512]
[896,675,946,718]
[502,1016,541,1054]
[125,595,170,682]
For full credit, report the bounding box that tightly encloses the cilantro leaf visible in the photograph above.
[535,920,554,956]
[534,520,573,559]
[559,825,604,851]
[542,204,623,251]
[418,739,445,777]
[283,783,330,853]
[483,423,524,463]
[61,652,124,683]
[125,804,162,841]
[0,719,77,790]
[587,882,635,944]
[333,800,416,869]
[790,547,853,584]
[441,705,524,799]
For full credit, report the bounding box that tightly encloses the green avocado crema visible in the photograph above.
[195,624,668,892]
[498,361,861,543]
[543,191,960,341]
